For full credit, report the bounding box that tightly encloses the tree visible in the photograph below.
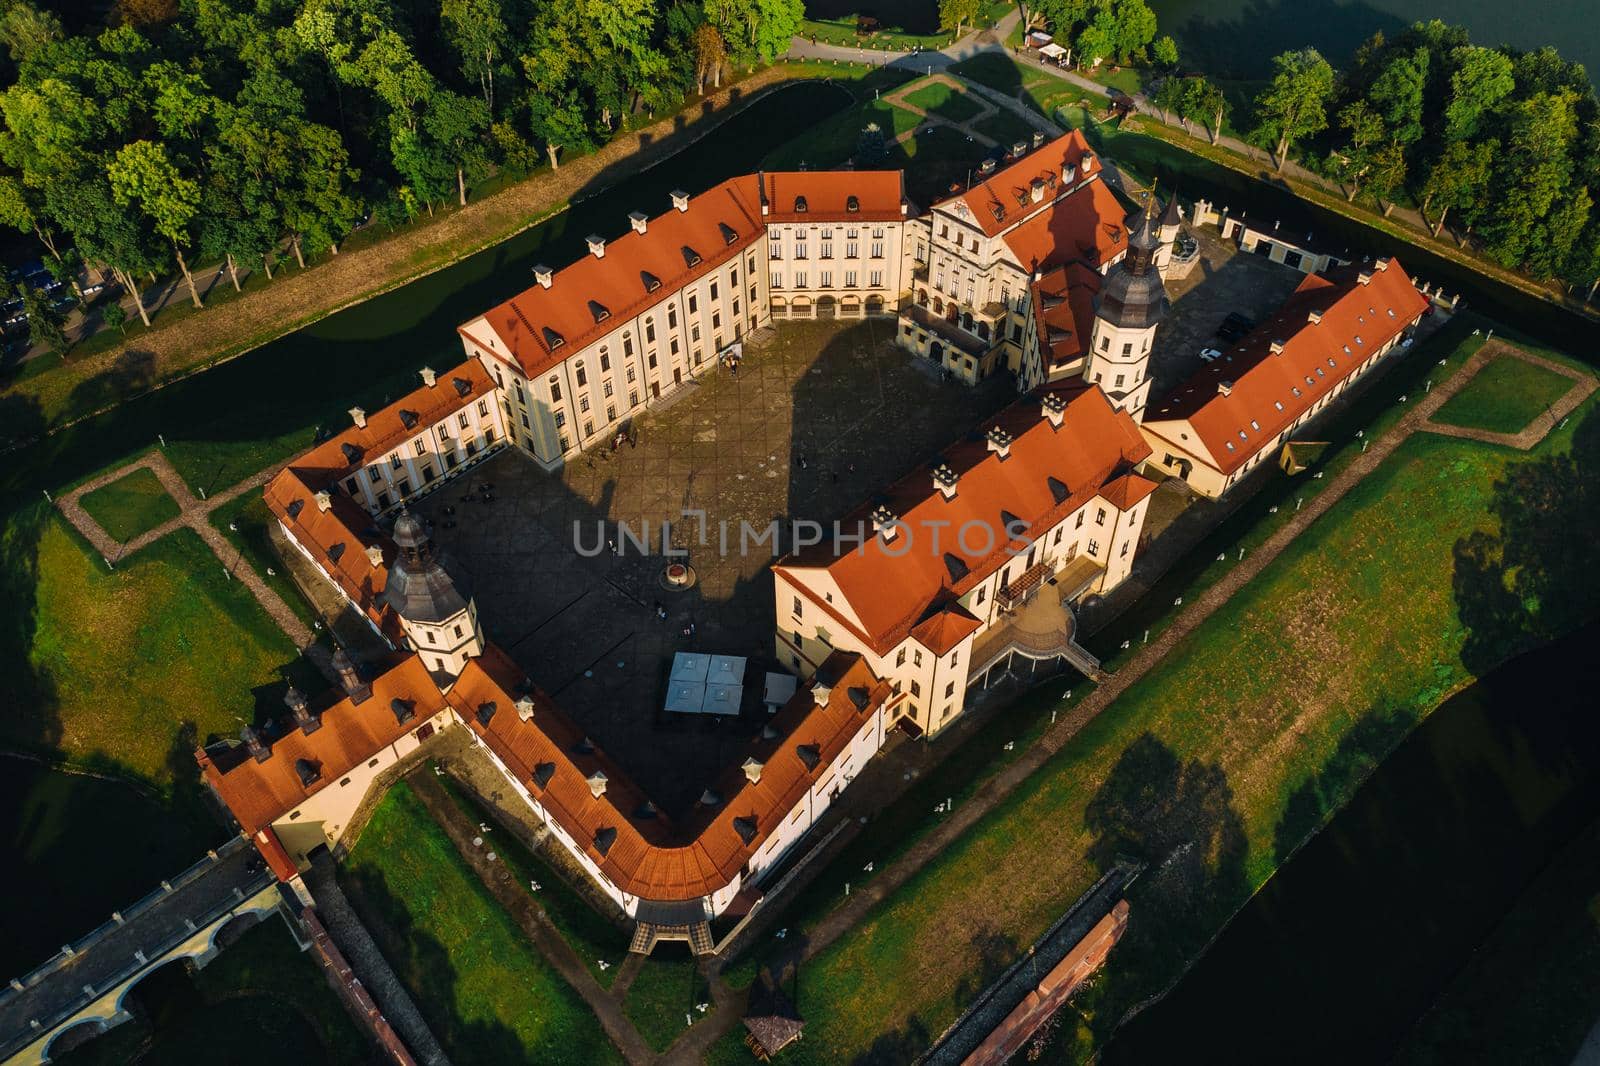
[108,140,206,308]
[116,0,177,26]
[938,0,981,38]
[442,0,508,111]
[1482,90,1579,269]
[749,0,804,61]
[1185,77,1228,145]
[1443,46,1514,142]
[1151,77,1185,125]
[1366,46,1427,146]
[102,300,127,336]
[1367,141,1408,215]
[1420,139,1489,235]
[692,23,726,91]
[1330,100,1384,201]
[20,285,65,353]
[0,1,61,64]
[1252,49,1335,171]
[856,120,887,165]
[1152,34,1178,69]
[422,91,490,207]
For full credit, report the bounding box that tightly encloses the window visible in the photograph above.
[770,241,782,259]
[1096,508,1106,526]
[771,272,782,289]
[795,242,808,259]
[792,596,803,617]
[870,269,883,288]
[896,647,907,667]
[910,680,922,697]
[1114,374,1125,387]
[1087,538,1100,556]
[646,319,656,343]
[454,624,464,638]
[624,335,633,357]
[458,412,469,430]
[627,366,637,383]
[871,241,884,258]
[913,649,923,667]
[397,479,411,496]
[575,363,587,387]
[844,270,857,288]
[688,294,698,314]
[691,324,701,342]
[846,241,858,258]
[1121,540,1130,558]
[976,587,986,605]
[821,240,833,259]
[945,681,955,698]
[599,350,610,372]
[477,399,488,417]
[820,271,832,288]
[603,380,614,398]
[710,281,719,300]
[1122,342,1133,356]
[1100,335,1110,351]
[648,352,658,369]
[668,305,678,328]
[795,271,807,288]
[555,411,566,428]
[671,338,680,355]
[1075,512,1085,528]
[579,395,590,412]
[606,403,616,421]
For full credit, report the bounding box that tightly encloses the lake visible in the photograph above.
[1149,0,1599,82]
[1100,621,1600,1062]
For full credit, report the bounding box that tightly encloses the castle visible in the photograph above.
[199,130,1427,949]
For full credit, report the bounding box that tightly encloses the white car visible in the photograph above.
[1199,347,1223,361]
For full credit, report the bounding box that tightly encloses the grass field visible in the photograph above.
[622,944,709,1053]
[55,919,376,1066]
[76,466,180,542]
[1393,812,1600,1066]
[434,768,632,988]
[207,492,322,631]
[903,80,986,123]
[3,507,314,789]
[1432,355,1577,434]
[762,96,923,171]
[974,108,1040,150]
[754,345,1599,1062]
[342,782,622,1066]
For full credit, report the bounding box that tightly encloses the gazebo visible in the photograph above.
[742,983,804,1060]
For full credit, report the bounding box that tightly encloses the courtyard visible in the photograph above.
[414,319,1014,814]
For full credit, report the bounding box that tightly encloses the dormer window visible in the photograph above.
[718,222,738,245]
[543,326,565,350]
[846,195,859,213]
[794,196,808,213]
[398,409,418,429]
[641,271,661,293]
[682,245,702,267]
[588,300,611,323]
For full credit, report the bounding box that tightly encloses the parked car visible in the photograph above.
[5,311,28,328]
[82,282,106,297]
[1199,347,1223,362]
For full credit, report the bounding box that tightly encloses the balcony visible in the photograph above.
[902,303,995,359]
[970,559,1106,684]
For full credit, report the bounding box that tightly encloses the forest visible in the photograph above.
[0,0,802,326]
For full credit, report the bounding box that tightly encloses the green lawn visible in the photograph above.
[622,944,709,1053]
[55,919,376,1066]
[762,95,922,171]
[342,782,622,1066]
[433,768,632,988]
[1393,812,1600,1066]
[800,16,952,50]
[1432,354,1577,435]
[759,345,1600,1062]
[902,81,986,124]
[975,108,1040,150]
[76,466,180,542]
[208,491,322,632]
[4,506,314,789]
[1081,63,1145,97]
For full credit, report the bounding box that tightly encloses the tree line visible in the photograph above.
[1243,23,1600,296]
[0,0,803,327]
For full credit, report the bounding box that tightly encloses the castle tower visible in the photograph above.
[1154,195,1182,271]
[1086,197,1170,418]
[381,510,484,681]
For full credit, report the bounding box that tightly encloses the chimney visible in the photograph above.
[1269,340,1285,355]
[1029,178,1045,204]
[628,211,649,234]
[1032,129,1047,148]
[986,425,1013,460]
[586,234,606,259]
[349,406,367,429]
[1041,392,1067,428]
[1357,270,1373,286]
[670,190,690,213]
[980,158,997,176]
[811,682,832,706]
[419,366,437,388]
[533,264,553,289]
[587,770,608,798]
[241,725,269,763]
[870,503,899,542]
[332,648,371,705]
[515,694,536,722]
[1218,380,1234,397]
[742,757,764,784]
[285,686,320,734]
[314,490,332,513]
[1374,256,1391,271]
[1081,155,1095,179]
[365,544,383,567]
[1308,309,1323,325]
[932,462,958,500]
[1012,140,1028,157]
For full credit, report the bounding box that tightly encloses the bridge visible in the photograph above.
[0,836,281,1065]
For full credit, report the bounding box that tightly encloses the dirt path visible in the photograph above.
[1418,343,1597,447]
[54,450,335,682]
[883,74,1003,148]
[404,766,656,1066]
[677,340,1595,1053]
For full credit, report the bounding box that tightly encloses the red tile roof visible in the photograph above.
[762,170,904,222]
[1030,262,1103,371]
[776,385,1155,655]
[263,467,394,633]
[254,827,300,882]
[449,645,893,901]
[467,175,766,378]
[197,654,449,835]
[1145,259,1428,474]
[1002,176,1128,273]
[935,130,1100,237]
[292,361,498,490]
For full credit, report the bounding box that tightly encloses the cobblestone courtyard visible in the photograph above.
[416,319,1013,813]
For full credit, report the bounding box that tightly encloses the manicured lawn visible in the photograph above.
[903,81,986,123]
[762,353,1599,1061]
[77,466,180,542]
[622,943,709,1053]
[208,491,322,631]
[800,16,951,50]
[975,108,1040,150]
[433,768,632,987]
[342,782,622,1066]
[55,919,376,1066]
[1393,812,1600,1066]
[763,96,923,171]
[1432,354,1577,434]
[3,507,313,788]
[1082,63,1145,97]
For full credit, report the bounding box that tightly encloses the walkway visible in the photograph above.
[1418,343,1596,447]
[54,450,336,682]
[302,853,452,1066]
[669,338,1596,1057]
[0,838,273,1063]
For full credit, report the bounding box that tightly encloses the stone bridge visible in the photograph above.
[0,836,281,1064]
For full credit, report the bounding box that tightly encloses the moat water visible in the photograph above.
[1101,621,1600,1062]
